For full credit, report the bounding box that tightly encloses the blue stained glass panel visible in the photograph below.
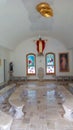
[47,66,54,73]
[47,54,54,66]
[46,53,55,74]
[27,54,35,74]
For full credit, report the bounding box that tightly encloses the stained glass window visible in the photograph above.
[46,53,55,74]
[26,53,36,75]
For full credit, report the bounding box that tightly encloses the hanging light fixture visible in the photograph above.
[36,2,53,18]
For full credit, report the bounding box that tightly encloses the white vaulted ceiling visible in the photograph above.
[0,0,73,50]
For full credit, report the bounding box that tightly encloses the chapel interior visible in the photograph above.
[0,0,73,130]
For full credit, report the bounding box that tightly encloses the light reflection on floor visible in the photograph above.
[1,82,73,130]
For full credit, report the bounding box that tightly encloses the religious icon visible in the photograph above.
[59,53,69,72]
[36,38,46,55]
[9,62,13,72]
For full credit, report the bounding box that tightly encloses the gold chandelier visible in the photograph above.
[36,2,53,18]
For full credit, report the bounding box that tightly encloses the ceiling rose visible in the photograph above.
[36,2,53,18]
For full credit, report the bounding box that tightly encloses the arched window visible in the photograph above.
[45,53,55,74]
[26,53,36,75]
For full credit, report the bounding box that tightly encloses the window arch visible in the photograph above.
[45,53,56,75]
[26,53,36,75]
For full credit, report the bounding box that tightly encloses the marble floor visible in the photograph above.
[0,81,73,130]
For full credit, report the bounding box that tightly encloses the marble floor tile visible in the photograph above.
[1,82,73,130]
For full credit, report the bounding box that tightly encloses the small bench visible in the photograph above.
[68,83,73,94]
[0,111,13,130]
[62,87,73,121]
[57,85,73,121]
[9,99,24,119]
[0,84,16,103]
[0,82,8,90]
[63,98,73,121]
[13,76,27,82]
[9,86,24,119]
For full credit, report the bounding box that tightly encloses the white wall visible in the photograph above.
[0,46,10,83]
[10,37,73,80]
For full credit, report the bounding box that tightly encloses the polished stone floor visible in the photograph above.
[0,81,73,130]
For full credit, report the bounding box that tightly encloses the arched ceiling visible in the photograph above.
[0,0,73,50]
